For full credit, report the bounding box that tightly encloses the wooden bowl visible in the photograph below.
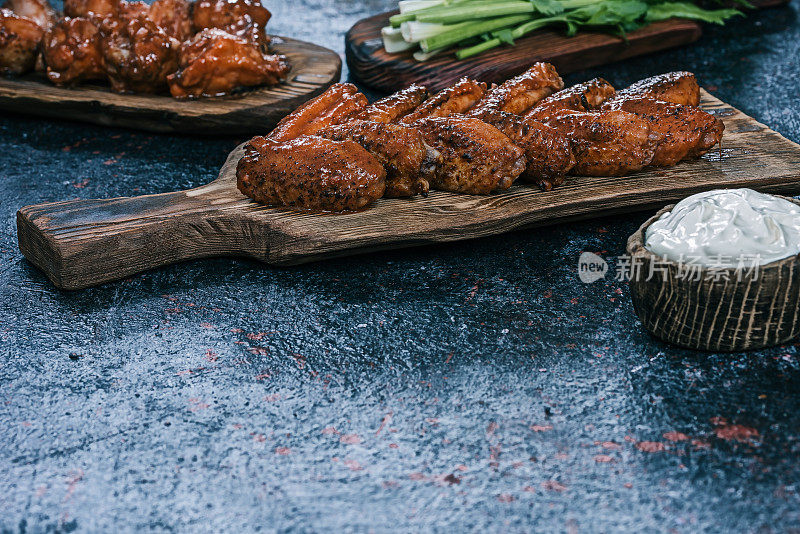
[627,196,800,351]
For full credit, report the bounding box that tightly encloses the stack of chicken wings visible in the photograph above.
[0,0,289,98]
[237,63,724,213]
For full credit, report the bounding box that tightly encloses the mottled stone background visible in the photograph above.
[1,1,799,531]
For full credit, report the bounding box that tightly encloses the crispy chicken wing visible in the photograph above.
[237,135,386,212]
[63,0,118,18]
[399,77,487,124]
[536,109,658,176]
[42,16,105,84]
[355,84,428,124]
[147,0,192,41]
[470,62,563,117]
[600,96,723,166]
[316,120,436,198]
[471,108,574,190]
[118,0,147,21]
[612,71,700,107]
[268,83,368,142]
[0,8,43,74]
[102,16,179,93]
[167,28,289,99]
[415,115,525,195]
[527,78,616,118]
[192,0,271,46]
[4,0,55,29]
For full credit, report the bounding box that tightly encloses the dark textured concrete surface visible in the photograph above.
[2,1,800,532]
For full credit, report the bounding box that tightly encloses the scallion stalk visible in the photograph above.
[420,13,532,52]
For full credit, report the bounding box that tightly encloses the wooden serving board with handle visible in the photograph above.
[16,91,800,290]
[0,36,341,135]
[345,0,790,94]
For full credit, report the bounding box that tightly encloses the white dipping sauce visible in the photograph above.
[645,188,800,267]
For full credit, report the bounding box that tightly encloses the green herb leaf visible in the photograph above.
[492,28,516,44]
[645,2,743,24]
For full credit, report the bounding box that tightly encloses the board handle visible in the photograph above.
[17,187,261,290]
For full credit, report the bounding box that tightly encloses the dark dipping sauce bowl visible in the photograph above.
[627,196,800,351]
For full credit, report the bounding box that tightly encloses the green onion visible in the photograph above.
[381,0,746,61]
[420,14,532,52]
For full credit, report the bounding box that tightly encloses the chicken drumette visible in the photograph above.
[192,0,271,46]
[268,83,369,142]
[4,0,55,29]
[470,62,564,117]
[168,28,289,99]
[399,77,487,124]
[416,115,526,195]
[316,120,437,198]
[0,8,43,74]
[237,135,386,212]
[102,16,179,93]
[42,16,105,84]
[355,84,428,124]
[612,71,700,107]
[147,0,192,41]
[63,0,118,18]
[600,96,723,166]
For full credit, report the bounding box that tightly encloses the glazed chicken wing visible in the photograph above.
[63,0,118,18]
[527,78,616,118]
[102,16,179,93]
[316,120,437,198]
[4,0,55,29]
[147,0,192,41]
[237,135,386,212]
[355,84,428,124]
[415,115,525,195]
[600,96,723,166]
[168,28,289,99]
[399,77,487,124]
[471,108,574,190]
[536,109,657,176]
[612,71,700,107]
[42,16,105,84]
[0,8,43,74]
[470,62,563,117]
[268,83,368,142]
[192,0,271,46]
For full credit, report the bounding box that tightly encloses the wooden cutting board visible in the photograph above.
[16,91,800,290]
[345,0,790,94]
[346,12,702,94]
[0,36,341,135]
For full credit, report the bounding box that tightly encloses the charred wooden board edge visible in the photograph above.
[0,37,342,135]
[16,91,800,290]
[345,12,702,93]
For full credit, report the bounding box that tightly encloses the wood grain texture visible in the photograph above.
[16,91,800,290]
[0,37,341,135]
[345,12,702,93]
[627,198,800,351]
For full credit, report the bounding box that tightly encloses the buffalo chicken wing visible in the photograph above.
[416,116,526,195]
[0,8,43,74]
[269,83,368,142]
[168,28,288,99]
[316,120,436,198]
[237,135,386,212]
[42,16,105,84]
[356,84,428,124]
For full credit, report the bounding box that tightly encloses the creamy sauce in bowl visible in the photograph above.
[645,188,800,267]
